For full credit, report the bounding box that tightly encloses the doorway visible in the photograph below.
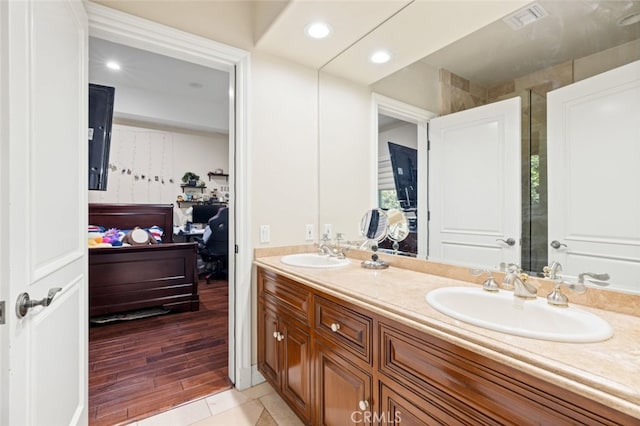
[87,36,232,424]
[373,94,435,259]
[86,1,253,422]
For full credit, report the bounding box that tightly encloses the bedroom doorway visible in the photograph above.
[86,3,251,423]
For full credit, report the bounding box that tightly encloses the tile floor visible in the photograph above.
[129,381,304,426]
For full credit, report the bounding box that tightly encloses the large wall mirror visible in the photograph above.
[318,1,640,294]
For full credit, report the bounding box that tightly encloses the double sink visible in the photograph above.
[280,253,613,343]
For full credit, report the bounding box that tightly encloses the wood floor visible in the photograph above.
[89,278,231,426]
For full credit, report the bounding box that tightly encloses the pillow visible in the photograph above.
[115,226,164,244]
[145,226,164,243]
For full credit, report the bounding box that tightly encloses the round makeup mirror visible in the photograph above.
[359,208,388,242]
[359,209,389,269]
[386,209,409,242]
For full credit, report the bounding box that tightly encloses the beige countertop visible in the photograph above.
[254,253,640,419]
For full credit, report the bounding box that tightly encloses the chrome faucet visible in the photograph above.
[543,262,610,307]
[578,271,610,285]
[502,265,538,299]
[318,233,346,259]
[543,260,563,280]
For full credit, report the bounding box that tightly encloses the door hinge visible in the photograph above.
[235,244,239,254]
[427,211,431,221]
[427,139,431,151]
[0,300,5,325]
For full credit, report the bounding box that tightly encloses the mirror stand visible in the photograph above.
[361,243,389,270]
[360,209,390,269]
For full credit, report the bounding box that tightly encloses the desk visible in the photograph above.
[173,227,205,242]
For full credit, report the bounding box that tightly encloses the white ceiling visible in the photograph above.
[89,0,640,105]
[418,0,640,87]
[89,37,229,104]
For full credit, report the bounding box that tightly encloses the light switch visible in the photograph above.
[260,225,270,243]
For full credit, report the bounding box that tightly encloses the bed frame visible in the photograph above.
[88,203,199,318]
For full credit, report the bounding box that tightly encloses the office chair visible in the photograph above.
[197,207,228,283]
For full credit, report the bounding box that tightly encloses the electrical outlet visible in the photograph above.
[323,224,332,239]
[259,225,270,243]
[305,224,314,241]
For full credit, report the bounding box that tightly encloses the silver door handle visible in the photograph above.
[496,238,516,246]
[16,287,62,319]
[550,240,568,249]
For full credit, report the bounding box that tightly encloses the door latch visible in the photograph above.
[0,300,5,325]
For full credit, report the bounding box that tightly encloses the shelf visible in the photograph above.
[208,173,229,182]
[176,200,227,207]
[180,185,207,192]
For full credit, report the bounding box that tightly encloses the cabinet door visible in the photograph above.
[281,319,312,422]
[316,343,373,426]
[379,382,477,426]
[258,303,280,386]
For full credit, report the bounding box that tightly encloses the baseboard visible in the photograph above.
[251,365,265,387]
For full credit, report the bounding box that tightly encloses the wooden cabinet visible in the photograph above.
[256,267,638,426]
[313,294,374,425]
[315,341,373,425]
[257,271,312,423]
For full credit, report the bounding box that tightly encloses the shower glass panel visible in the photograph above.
[521,89,548,273]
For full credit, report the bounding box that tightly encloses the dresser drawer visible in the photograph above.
[258,268,311,323]
[314,295,372,364]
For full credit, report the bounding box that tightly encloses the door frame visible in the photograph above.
[372,93,436,258]
[86,3,253,388]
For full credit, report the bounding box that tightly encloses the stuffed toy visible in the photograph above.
[122,227,159,246]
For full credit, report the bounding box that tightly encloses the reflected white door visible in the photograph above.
[1,0,88,424]
[429,98,521,270]
[547,60,640,292]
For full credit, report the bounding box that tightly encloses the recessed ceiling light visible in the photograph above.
[188,82,203,89]
[617,11,640,26]
[305,22,332,39]
[370,50,391,64]
[106,61,121,71]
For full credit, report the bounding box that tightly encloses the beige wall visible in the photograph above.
[318,71,373,241]
[371,61,440,113]
[251,52,318,247]
[574,39,640,82]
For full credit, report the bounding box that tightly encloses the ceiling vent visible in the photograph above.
[503,3,549,30]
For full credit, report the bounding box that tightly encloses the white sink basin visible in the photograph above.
[426,287,613,343]
[280,253,350,269]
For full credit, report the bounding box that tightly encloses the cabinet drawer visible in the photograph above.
[259,268,311,323]
[379,381,490,426]
[314,295,372,365]
[379,322,633,425]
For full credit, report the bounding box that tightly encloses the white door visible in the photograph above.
[429,97,521,270]
[1,0,88,424]
[547,60,640,292]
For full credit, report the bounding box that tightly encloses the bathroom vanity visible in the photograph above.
[255,253,640,425]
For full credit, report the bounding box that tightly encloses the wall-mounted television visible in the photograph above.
[88,84,115,191]
[388,142,418,210]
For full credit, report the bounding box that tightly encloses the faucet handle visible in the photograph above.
[547,283,570,307]
[506,263,522,273]
[578,272,610,286]
[321,233,330,243]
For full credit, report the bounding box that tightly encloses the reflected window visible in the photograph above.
[379,189,401,210]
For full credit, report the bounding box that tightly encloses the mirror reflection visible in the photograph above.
[359,208,388,243]
[359,209,390,269]
[319,1,640,293]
